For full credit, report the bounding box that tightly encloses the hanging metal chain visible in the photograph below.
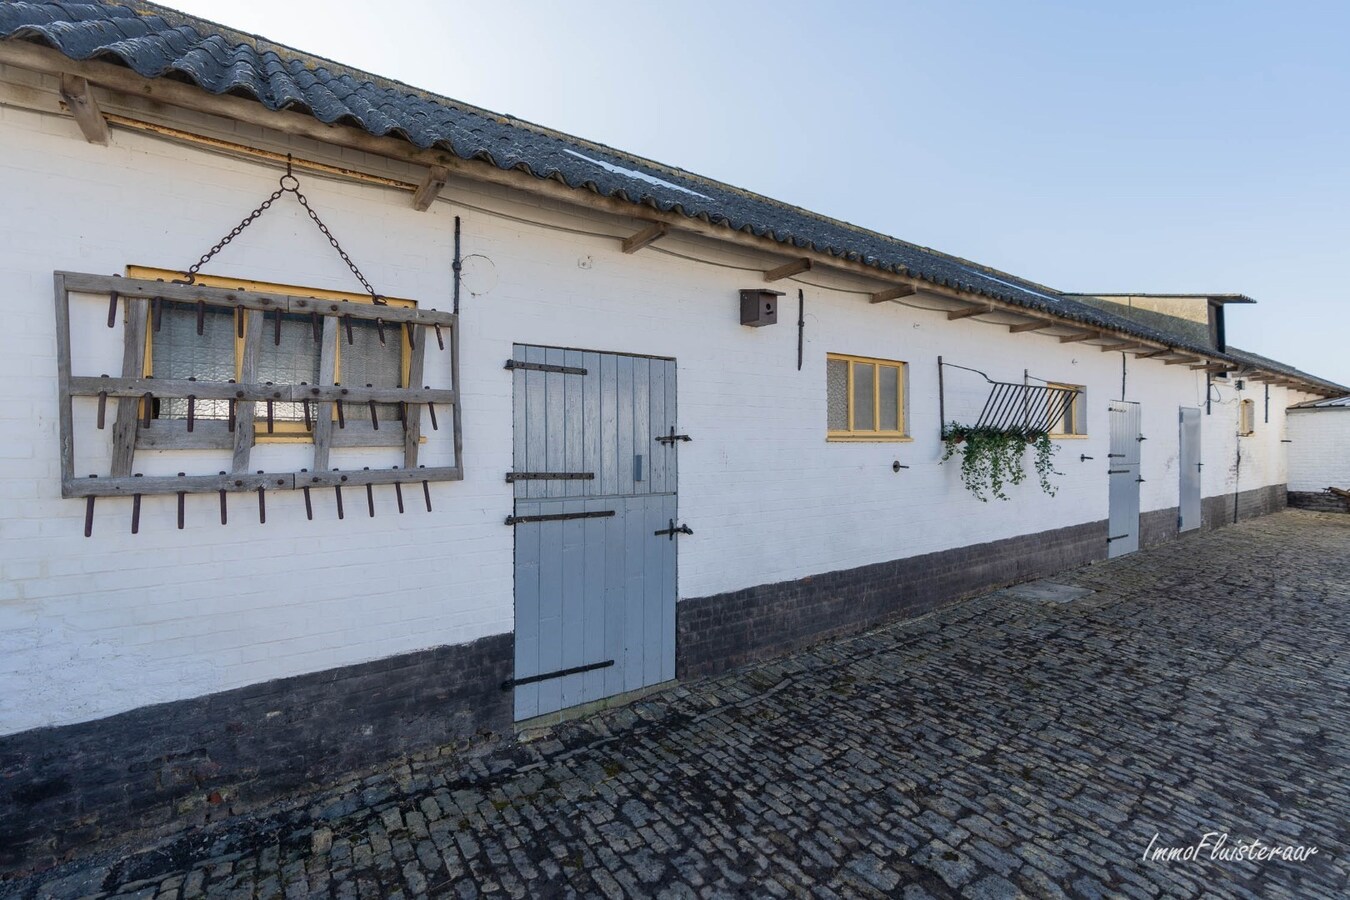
[178,155,385,303]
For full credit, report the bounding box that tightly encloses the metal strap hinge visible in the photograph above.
[506,472,595,482]
[656,426,692,444]
[504,359,588,375]
[505,510,615,526]
[1107,533,1131,542]
[1107,468,1130,474]
[502,658,614,691]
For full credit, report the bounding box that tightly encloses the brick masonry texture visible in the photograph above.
[1288,490,1350,514]
[677,484,1285,682]
[4,509,1347,898]
[0,634,512,877]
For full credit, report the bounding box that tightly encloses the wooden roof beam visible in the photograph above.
[1190,362,1232,372]
[411,165,448,211]
[621,221,668,254]
[1058,331,1098,343]
[0,42,1279,383]
[1008,320,1048,333]
[869,285,917,304]
[764,258,812,282]
[1133,348,1171,359]
[1164,356,1201,365]
[947,304,992,321]
[58,74,109,145]
[1099,341,1142,352]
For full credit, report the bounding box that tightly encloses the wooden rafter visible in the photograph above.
[946,304,990,321]
[1133,348,1171,359]
[1058,331,1097,343]
[1098,341,1141,352]
[1008,320,1047,333]
[1164,356,1201,366]
[869,285,917,304]
[58,73,109,145]
[621,221,668,254]
[1190,362,1231,372]
[411,165,449,211]
[764,258,812,282]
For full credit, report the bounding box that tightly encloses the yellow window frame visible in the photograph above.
[1239,398,1255,436]
[130,266,415,443]
[1046,382,1088,438]
[827,352,910,442]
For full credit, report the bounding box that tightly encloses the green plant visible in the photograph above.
[941,422,1061,501]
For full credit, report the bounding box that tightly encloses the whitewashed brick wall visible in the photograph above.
[1287,409,1350,491]
[0,83,1299,735]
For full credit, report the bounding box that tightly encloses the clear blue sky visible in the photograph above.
[170,0,1350,386]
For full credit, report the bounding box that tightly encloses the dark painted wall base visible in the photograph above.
[676,519,1109,680]
[677,483,1292,681]
[1288,490,1349,514]
[0,634,512,877]
[1202,483,1287,529]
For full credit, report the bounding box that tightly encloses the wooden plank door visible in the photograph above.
[510,345,678,720]
[1108,400,1141,557]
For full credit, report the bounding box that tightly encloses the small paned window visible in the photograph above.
[1047,383,1087,437]
[1239,398,1256,435]
[826,353,908,440]
[133,267,411,442]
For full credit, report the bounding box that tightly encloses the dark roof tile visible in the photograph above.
[2,0,1344,392]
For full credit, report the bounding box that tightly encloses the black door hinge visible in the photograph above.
[656,426,692,444]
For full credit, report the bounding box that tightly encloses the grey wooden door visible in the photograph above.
[1178,407,1202,532]
[510,345,678,720]
[1108,400,1141,557]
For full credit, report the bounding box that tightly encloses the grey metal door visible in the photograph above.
[510,345,678,720]
[1178,407,1202,532]
[1108,400,1141,557]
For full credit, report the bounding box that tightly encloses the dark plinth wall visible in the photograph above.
[0,634,513,876]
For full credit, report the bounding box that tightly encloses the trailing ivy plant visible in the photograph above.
[941,422,1061,502]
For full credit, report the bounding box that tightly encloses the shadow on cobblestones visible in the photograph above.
[6,510,1349,899]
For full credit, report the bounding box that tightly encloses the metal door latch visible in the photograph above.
[654,518,693,539]
[656,427,692,444]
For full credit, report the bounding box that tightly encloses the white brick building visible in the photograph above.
[0,1,1344,874]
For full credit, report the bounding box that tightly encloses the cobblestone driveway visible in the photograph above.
[12,510,1350,899]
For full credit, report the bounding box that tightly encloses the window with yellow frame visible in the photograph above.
[1239,398,1256,436]
[826,353,909,440]
[130,266,413,443]
[1047,382,1087,437]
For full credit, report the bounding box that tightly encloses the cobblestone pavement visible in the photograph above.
[9,510,1350,899]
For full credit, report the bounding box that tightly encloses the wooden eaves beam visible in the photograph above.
[1164,356,1201,365]
[1008,320,1048,333]
[1133,348,1171,359]
[621,221,668,254]
[57,73,109,145]
[2,40,1243,372]
[411,165,449,211]
[947,304,992,320]
[764,258,812,282]
[869,285,917,304]
[1058,331,1097,343]
[1190,362,1232,372]
[1098,341,1142,352]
